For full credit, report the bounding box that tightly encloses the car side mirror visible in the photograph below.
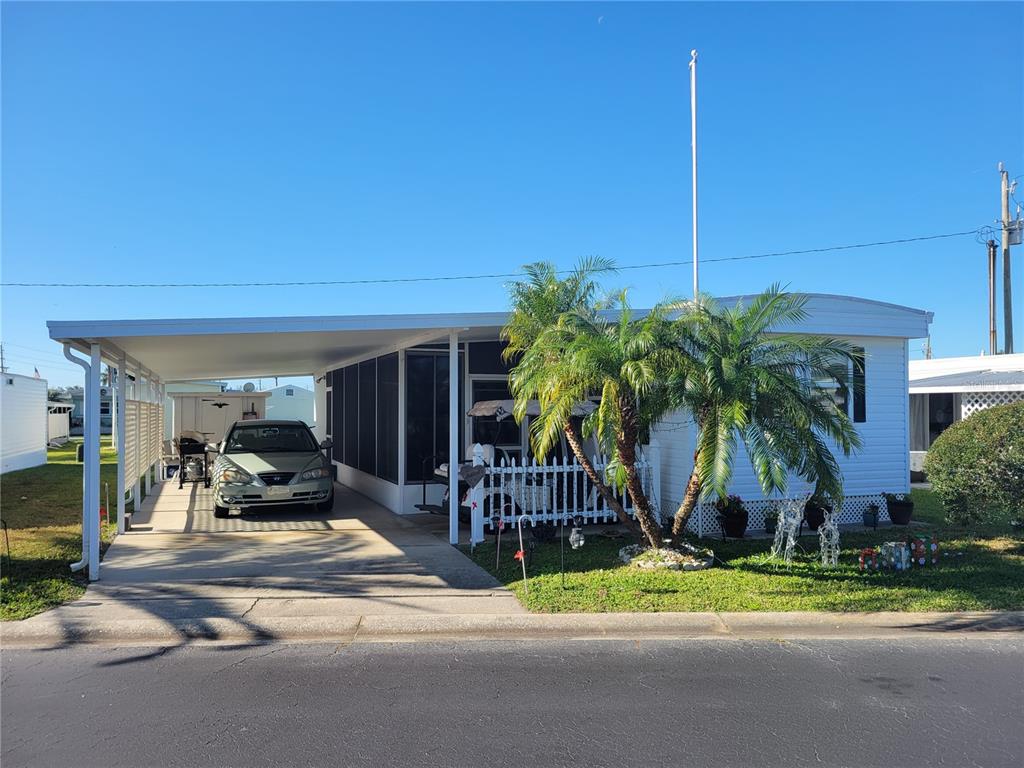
[320,438,333,450]
[207,442,223,454]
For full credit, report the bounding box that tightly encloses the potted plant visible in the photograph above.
[884,493,914,526]
[764,506,778,536]
[803,496,832,532]
[715,495,748,538]
[863,502,880,530]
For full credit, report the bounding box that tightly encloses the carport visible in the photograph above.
[49,311,511,581]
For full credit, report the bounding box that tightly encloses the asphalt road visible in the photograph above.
[2,637,1021,768]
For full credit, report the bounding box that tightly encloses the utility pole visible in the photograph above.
[988,239,998,354]
[689,49,699,300]
[1000,164,1014,353]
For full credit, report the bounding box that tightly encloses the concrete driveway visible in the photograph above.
[18,482,523,644]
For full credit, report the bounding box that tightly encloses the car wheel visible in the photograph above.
[213,504,230,518]
[316,492,334,512]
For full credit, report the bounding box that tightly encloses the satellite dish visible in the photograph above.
[243,382,256,392]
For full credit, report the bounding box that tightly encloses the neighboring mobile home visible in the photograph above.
[48,292,932,579]
[1,372,49,473]
[264,384,315,426]
[908,353,1024,477]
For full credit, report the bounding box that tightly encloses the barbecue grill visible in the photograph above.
[175,430,212,489]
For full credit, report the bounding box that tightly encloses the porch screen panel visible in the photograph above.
[376,353,399,482]
[357,360,376,475]
[331,372,343,464]
[343,365,358,468]
[405,353,436,482]
[404,351,464,483]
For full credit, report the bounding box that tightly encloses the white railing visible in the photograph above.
[467,442,661,544]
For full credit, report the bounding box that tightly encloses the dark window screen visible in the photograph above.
[468,341,511,375]
[344,365,358,468]
[331,374,344,464]
[325,389,334,464]
[358,360,376,475]
[852,347,866,423]
[471,380,520,447]
[376,353,399,482]
[405,354,436,482]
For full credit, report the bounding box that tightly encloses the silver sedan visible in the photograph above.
[210,420,334,518]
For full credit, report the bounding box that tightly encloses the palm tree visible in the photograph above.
[508,274,676,549]
[667,286,863,537]
[502,259,643,539]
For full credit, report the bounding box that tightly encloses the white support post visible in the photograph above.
[115,352,127,535]
[448,330,460,545]
[87,344,102,581]
[470,443,485,546]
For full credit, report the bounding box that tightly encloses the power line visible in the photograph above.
[0,228,979,289]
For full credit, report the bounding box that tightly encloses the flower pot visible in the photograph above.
[764,514,778,536]
[887,499,914,526]
[862,507,879,529]
[803,502,828,532]
[718,509,749,538]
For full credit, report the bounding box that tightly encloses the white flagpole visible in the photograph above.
[689,49,699,300]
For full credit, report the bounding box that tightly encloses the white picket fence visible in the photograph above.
[466,442,661,544]
[464,442,896,544]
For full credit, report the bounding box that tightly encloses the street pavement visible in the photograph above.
[2,635,1021,767]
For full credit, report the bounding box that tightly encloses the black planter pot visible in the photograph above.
[803,502,828,532]
[862,508,879,529]
[764,515,778,536]
[718,510,749,538]
[887,499,914,526]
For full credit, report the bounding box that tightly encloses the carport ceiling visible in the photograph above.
[48,312,509,381]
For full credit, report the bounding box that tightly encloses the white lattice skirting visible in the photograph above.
[689,493,897,536]
[961,391,1024,419]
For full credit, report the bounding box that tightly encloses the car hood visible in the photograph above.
[221,452,324,476]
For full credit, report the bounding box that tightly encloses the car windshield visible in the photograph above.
[225,424,318,454]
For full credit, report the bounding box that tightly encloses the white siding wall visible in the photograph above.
[1,374,49,474]
[651,337,910,521]
[265,386,315,425]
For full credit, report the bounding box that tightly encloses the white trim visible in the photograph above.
[449,331,460,545]
[910,383,1024,394]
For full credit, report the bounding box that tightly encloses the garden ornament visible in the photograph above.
[770,495,809,565]
[818,509,840,567]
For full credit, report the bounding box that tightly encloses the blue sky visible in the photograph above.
[2,1,1022,387]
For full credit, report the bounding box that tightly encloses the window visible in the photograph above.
[852,346,866,423]
[100,402,111,416]
[285,388,294,397]
[225,423,318,454]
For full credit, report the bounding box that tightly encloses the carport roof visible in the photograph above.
[47,293,932,383]
[48,311,509,381]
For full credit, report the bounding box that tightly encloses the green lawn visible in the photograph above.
[466,488,1024,613]
[0,438,139,621]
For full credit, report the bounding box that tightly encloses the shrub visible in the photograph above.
[924,401,1024,525]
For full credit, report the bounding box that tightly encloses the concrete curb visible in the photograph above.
[3,611,1022,648]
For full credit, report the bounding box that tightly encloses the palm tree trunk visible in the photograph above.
[615,396,665,550]
[562,420,640,539]
[671,452,702,537]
